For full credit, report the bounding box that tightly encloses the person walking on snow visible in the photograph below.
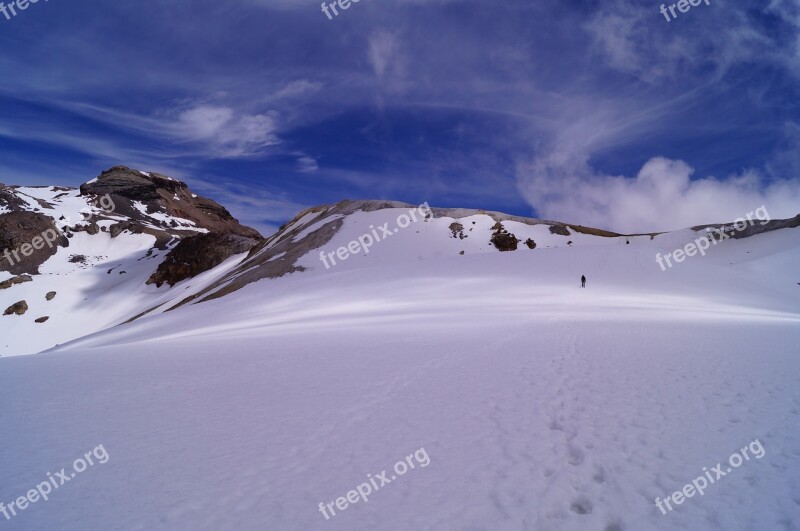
[581,275,586,288]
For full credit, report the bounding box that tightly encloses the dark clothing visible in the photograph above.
[581,275,586,288]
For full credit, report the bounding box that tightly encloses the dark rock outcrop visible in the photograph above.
[692,214,800,239]
[80,166,261,239]
[147,232,261,287]
[0,212,67,274]
[0,186,28,211]
[46,291,56,300]
[35,316,49,323]
[549,224,571,236]
[0,275,33,290]
[490,222,519,252]
[4,300,28,316]
[449,222,466,239]
[109,222,145,239]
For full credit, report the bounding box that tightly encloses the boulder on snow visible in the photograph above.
[35,316,49,323]
[109,222,145,238]
[46,291,56,300]
[490,222,519,252]
[449,222,466,239]
[4,300,28,316]
[548,224,571,236]
[0,275,33,290]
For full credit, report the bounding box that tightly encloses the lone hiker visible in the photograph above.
[581,275,586,288]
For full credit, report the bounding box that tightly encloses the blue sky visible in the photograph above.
[1,0,799,234]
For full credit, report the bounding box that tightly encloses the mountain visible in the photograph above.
[0,166,262,355]
[2,167,799,356]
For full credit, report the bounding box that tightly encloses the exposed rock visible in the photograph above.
[0,275,33,290]
[692,214,800,240]
[0,211,67,274]
[68,254,88,264]
[490,222,519,252]
[35,316,49,323]
[109,222,145,239]
[147,232,261,287]
[46,291,56,300]
[524,238,537,249]
[549,224,571,236]
[71,222,100,235]
[449,222,466,239]
[4,300,28,316]
[0,186,28,211]
[80,166,261,239]
[80,166,170,201]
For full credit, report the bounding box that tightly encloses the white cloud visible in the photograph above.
[172,105,280,158]
[518,152,800,233]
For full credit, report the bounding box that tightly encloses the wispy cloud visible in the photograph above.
[185,175,309,237]
[295,154,319,173]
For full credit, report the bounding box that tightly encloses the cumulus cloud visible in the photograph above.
[518,152,800,233]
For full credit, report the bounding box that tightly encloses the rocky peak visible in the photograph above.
[79,166,261,239]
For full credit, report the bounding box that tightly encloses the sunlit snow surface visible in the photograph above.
[0,208,799,530]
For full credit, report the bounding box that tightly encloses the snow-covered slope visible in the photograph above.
[2,189,798,356]
[0,167,261,356]
[0,199,798,530]
[2,180,799,529]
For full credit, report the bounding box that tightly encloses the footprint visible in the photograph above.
[593,466,606,484]
[570,496,593,515]
[567,444,585,466]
